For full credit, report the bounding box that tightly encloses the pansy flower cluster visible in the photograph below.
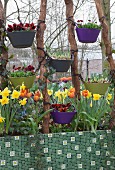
[7,23,36,32]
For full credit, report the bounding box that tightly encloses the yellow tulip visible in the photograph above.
[11,90,20,99]
[1,87,11,97]
[0,97,9,105]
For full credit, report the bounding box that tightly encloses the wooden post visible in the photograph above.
[36,0,50,133]
[64,0,80,99]
[0,0,8,89]
[94,0,115,128]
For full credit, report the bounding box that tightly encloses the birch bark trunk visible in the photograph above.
[64,0,80,99]
[94,0,115,129]
[36,0,50,133]
[0,0,8,89]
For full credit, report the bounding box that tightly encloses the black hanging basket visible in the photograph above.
[47,59,73,72]
[7,31,36,48]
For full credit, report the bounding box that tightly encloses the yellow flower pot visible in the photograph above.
[84,82,110,95]
[9,75,36,89]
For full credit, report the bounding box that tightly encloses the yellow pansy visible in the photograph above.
[93,94,101,101]
[20,82,26,91]
[1,88,11,97]
[0,97,9,106]
[11,90,20,99]
[19,98,27,106]
[106,93,112,100]
[0,116,5,123]
[48,89,53,96]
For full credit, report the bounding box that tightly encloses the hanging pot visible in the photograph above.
[76,27,100,43]
[9,75,36,89]
[84,82,110,95]
[51,110,77,124]
[47,59,73,72]
[7,31,36,48]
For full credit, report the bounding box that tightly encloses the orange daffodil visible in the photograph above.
[82,90,92,99]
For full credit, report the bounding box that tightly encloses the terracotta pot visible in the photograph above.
[9,75,36,89]
[7,31,36,48]
[84,82,110,95]
[76,27,100,43]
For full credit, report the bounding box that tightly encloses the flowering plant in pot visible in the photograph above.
[84,73,110,95]
[76,20,101,43]
[7,22,36,48]
[48,84,77,124]
[8,65,36,89]
[46,54,73,72]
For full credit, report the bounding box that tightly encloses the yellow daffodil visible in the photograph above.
[11,90,20,99]
[86,92,92,99]
[0,97,9,106]
[0,116,5,123]
[90,101,93,107]
[93,94,101,101]
[40,93,43,99]
[1,88,11,97]
[19,98,27,106]
[54,90,62,103]
[106,100,110,105]
[48,89,53,96]
[20,82,26,91]
[106,93,112,100]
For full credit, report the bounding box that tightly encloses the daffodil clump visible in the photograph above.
[48,86,75,104]
[0,84,28,135]
[71,90,113,133]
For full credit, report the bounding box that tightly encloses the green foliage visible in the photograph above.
[77,22,102,30]
[70,92,113,133]
[9,70,35,77]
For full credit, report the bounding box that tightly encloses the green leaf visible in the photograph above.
[80,111,97,122]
